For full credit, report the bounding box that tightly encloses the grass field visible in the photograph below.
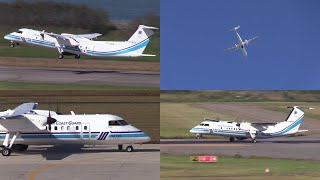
[0,90,160,143]
[0,81,158,90]
[161,91,320,103]
[161,154,320,180]
[160,103,235,139]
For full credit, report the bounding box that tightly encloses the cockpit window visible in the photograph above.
[109,120,129,126]
[199,123,209,126]
[118,120,129,125]
[17,31,22,34]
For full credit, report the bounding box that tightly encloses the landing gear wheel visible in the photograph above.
[195,133,201,139]
[58,54,64,59]
[252,139,257,143]
[2,147,11,156]
[126,145,134,152]
[75,54,80,59]
[16,43,19,46]
[118,145,123,151]
[10,43,14,48]
[229,137,235,142]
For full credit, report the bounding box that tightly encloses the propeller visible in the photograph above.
[47,104,57,131]
[56,99,62,115]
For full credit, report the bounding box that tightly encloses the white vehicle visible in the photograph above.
[225,26,258,56]
[190,106,310,143]
[4,25,158,59]
[0,103,150,156]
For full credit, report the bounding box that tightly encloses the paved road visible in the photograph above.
[0,66,159,87]
[0,144,159,180]
[161,135,320,161]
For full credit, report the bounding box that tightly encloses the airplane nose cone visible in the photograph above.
[4,34,9,40]
[143,133,151,142]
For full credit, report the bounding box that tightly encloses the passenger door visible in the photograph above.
[81,123,91,140]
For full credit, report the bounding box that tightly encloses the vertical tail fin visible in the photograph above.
[284,106,312,134]
[127,25,159,56]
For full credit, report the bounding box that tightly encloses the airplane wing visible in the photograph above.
[71,33,102,39]
[247,36,259,44]
[224,45,238,51]
[0,102,38,119]
[44,32,70,40]
[251,123,277,125]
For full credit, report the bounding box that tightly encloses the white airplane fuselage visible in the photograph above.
[235,31,248,56]
[0,114,150,146]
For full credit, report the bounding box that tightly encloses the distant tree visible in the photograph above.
[0,1,116,34]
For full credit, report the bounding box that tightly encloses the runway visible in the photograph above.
[161,135,320,161]
[0,66,159,87]
[0,144,159,180]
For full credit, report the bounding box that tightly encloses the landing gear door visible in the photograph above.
[81,123,90,140]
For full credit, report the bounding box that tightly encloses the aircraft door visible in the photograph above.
[82,45,94,55]
[81,123,91,140]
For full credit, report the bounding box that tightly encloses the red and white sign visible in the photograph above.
[197,156,218,162]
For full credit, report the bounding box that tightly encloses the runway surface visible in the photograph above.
[0,144,159,180]
[161,135,320,161]
[0,66,159,87]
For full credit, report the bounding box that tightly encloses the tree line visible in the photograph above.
[0,1,159,36]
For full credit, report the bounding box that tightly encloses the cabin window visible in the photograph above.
[54,126,57,131]
[46,126,47,130]
[76,126,79,130]
[67,126,70,131]
[48,126,51,131]
[84,126,87,130]
[61,126,64,131]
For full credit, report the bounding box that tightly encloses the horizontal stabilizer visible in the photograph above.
[141,54,156,57]
[139,25,159,30]
[230,26,240,31]
[297,130,308,133]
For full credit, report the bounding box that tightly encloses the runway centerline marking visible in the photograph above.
[161,144,252,147]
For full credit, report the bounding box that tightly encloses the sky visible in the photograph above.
[161,0,320,90]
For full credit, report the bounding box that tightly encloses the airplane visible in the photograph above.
[4,25,159,59]
[190,106,310,143]
[0,102,151,156]
[225,26,258,56]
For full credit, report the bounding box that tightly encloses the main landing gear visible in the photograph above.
[118,144,134,152]
[229,137,235,142]
[58,54,64,59]
[1,132,20,156]
[58,53,81,59]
